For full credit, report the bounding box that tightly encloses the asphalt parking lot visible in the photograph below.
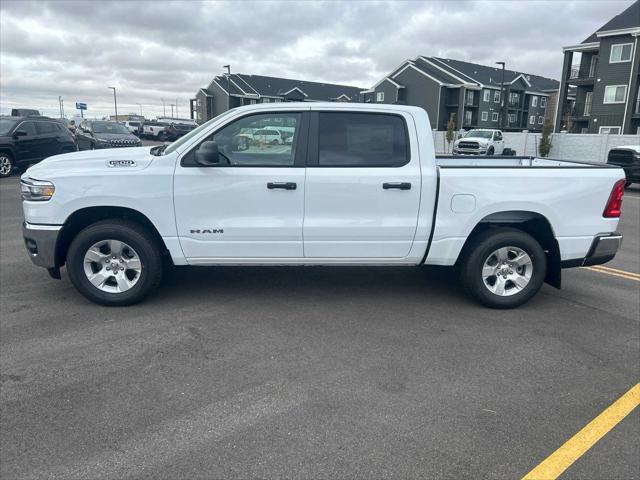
[0,174,638,479]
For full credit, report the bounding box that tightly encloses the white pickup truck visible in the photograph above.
[21,103,625,308]
[453,129,505,156]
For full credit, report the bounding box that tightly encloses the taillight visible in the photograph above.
[603,179,625,218]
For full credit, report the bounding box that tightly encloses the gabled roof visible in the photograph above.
[206,73,363,101]
[429,57,559,93]
[582,0,640,43]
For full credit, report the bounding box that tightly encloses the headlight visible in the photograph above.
[21,178,55,201]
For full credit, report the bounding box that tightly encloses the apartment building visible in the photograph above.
[361,56,558,131]
[555,0,640,134]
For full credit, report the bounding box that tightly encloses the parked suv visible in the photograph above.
[76,120,142,150]
[0,116,76,177]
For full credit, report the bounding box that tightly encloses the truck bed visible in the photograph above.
[435,156,617,168]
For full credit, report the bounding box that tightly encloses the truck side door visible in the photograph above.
[303,111,421,258]
[493,130,504,154]
[174,111,308,260]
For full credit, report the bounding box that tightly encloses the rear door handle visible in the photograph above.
[383,182,411,190]
[267,182,297,190]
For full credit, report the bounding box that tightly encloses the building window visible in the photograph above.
[538,116,544,125]
[603,85,627,104]
[376,91,384,102]
[509,92,519,105]
[599,126,621,134]
[540,97,547,108]
[464,110,473,125]
[465,90,474,106]
[494,91,501,103]
[491,112,499,122]
[483,89,490,102]
[508,113,516,123]
[609,43,633,63]
[531,96,538,107]
[481,111,488,121]
[529,115,536,124]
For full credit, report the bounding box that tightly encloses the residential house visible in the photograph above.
[191,74,362,123]
[361,56,559,131]
[555,0,640,134]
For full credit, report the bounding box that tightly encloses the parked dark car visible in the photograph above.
[164,122,197,141]
[607,145,640,187]
[0,116,77,178]
[75,120,143,150]
[11,108,40,117]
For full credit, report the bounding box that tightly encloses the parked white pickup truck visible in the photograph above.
[453,129,505,156]
[21,103,625,308]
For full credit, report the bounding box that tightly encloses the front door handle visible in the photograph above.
[383,182,411,190]
[267,182,297,190]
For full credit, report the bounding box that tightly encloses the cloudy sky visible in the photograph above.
[0,0,634,119]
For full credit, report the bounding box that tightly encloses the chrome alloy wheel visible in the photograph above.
[83,239,142,293]
[0,155,12,176]
[482,246,533,296]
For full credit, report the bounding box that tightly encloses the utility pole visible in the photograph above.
[496,62,506,129]
[136,103,143,116]
[108,86,118,121]
[58,96,63,118]
[224,64,231,111]
[170,104,175,117]
[175,98,179,118]
[161,98,166,117]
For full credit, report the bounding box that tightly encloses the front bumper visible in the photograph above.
[561,232,623,268]
[453,148,488,155]
[22,222,62,269]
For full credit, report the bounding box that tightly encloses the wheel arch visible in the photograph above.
[455,210,561,289]
[55,206,170,267]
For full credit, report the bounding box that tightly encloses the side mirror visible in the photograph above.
[195,141,220,166]
[13,130,27,138]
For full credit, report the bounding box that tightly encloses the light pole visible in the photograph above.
[496,62,505,129]
[161,98,166,117]
[224,64,231,111]
[170,104,175,117]
[136,103,143,116]
[176,98,179,118]
[108,86,118,121]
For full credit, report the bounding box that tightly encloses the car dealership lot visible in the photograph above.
[1,176,638,478]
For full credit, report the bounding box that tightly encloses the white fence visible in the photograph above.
[433,131,639,163]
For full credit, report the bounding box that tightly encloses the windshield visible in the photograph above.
[464,130,493,139]
[0,119,19,135]
[92,122,130,134]
[128,121,140,127]
[163,110,234,155]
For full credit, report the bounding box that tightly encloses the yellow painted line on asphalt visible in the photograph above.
[589,265,640,279]
[582,266,640,282]
[522,383,640,480]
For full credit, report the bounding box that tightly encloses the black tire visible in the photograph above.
[66,220,163,306]
[487,147,494,156]
[89,143,95,150]
[459,228,546,309]
[625,181,632,188]
[0,152,15,178]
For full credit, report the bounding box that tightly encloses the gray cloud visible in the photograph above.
[0,0,633,119]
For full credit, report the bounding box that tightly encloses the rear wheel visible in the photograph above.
[460,228,546,308]
[0,153,14,178]
[66,220,163,306]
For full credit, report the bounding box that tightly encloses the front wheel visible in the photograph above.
[66,220,163,306]
[487,147,494,156]
[460,228,546,308]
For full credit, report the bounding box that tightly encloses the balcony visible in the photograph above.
[569,63,596,85]
[568,102,593,121]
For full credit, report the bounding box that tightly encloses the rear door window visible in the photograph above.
[317,112,409,167]
[36,122,59,134]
